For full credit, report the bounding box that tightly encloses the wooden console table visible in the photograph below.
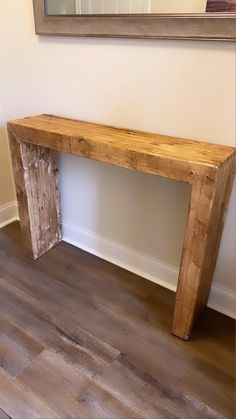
[7,114,236,340]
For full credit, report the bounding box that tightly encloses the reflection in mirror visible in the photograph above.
[45,0,236,15]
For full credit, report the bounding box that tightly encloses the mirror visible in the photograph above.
[45,0,236,15]
[33,0,236,40]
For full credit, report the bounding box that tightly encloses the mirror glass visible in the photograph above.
[45,0,236,15]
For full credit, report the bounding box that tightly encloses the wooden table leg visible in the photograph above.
[172,158,236,340]
[8,130,62,260]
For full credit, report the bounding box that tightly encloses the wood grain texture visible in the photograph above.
[0,318,44,378]
[0,222,234,419]
[172,155,236,339]
[0,369,60,419]
[8,126,62,259]
[7,114,236,339]
[8,114,236,182]
[17,350,138,419]
[0,409,11,419]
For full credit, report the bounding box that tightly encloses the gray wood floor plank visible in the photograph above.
[0,223,234,419]
[0,318,44,378]
[0,369,60,419]
[0,268,229,418]
[0,408,12,419]
[18,349,139,419]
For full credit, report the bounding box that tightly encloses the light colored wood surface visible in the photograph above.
[8,114,236,183]
[7,114,236,339]
[172,155,236,339]
[8,125,62,259]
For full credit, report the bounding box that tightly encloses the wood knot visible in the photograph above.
[206,174,215,183]
[77,395,87,404]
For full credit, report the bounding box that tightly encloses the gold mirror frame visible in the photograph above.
[33,0,236,40]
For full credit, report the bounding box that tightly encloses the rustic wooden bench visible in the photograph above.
[7,114,236,340]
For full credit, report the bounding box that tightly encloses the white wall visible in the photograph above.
[0,108,17,226]
[0,127,15,207]
[0,0,235,315]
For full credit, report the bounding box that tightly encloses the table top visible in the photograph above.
[8,114,236,183]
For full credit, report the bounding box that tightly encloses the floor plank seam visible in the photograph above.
[0,223,234,419]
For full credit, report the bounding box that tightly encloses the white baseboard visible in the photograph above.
[208,284,236,320]
[63,220,236,319]
[0,201,19,228]
[1,206,234,319]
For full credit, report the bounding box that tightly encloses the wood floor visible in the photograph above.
[0,222,235,419]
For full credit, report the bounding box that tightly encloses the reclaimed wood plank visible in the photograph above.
[8,114,236,182]
[8,127,62,259]
[172,156,236,339]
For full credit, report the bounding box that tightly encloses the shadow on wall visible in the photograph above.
[59,152,191,268]
[0,125,16,206]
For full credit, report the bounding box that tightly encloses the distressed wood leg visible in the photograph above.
[172,158,236,340]
[8,129,62,260]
